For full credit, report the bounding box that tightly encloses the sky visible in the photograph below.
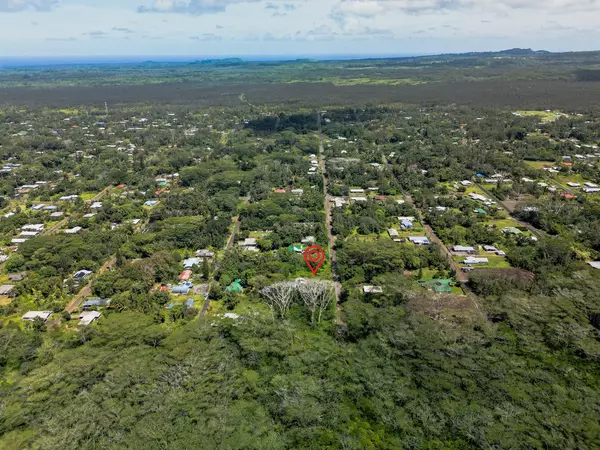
[1,0,600,59]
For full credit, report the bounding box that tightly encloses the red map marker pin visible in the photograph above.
[303,245,325,276]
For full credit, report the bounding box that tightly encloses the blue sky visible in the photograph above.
[1,0,599,58]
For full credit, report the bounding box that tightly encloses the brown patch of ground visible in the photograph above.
[407,292,480,324]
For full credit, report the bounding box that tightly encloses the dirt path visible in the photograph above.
[43,217,69,235]
[476,184,544,240]
[317,114,343,323]
[87,185,113,204]
[405,194,469,283]
[64,255,116,313]
[200,197,249,317]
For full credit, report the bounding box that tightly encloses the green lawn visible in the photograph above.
[455,255,511,269]
[525,160,555,170]
[515,110,567,123]
[485,218,523,230]
[81,192,99,201]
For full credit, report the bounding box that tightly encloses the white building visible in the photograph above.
[22,311,53,322]
[79,311,101,326]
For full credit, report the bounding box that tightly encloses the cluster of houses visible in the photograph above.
[308,154,319,175]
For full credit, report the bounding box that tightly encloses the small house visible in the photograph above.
[464,257,489,265]
[0,285,15,296]
[184,298,195,308]
[226,279,244,294]
[172,285,191,295]
[8,272,27,282]
[73,270,93,279]
[196,249,215,259]
[363,286,383,294]
[419,279,453,294]
[408,236,430,245]
[288,243,304,253]
[78,311,101,326]
[453,246,476,254]
[183,257,202,269]
[22,224,45,232]
[401,219,413,230]
[82,298,111,310]
[239,238,258,248]
[22,311,53,322]
[179,270,193,281]
[502,227,523,235]
[388,229,399,238]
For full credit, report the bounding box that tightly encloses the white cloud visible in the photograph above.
[138,0,261,15]
[1,0,600,56]
[0,0,58,12]
[331,0,600,17]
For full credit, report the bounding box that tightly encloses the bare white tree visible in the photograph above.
[297,279,334,324]
[261,282,297,319]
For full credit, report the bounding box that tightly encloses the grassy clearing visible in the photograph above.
[81,192,99,201]
[525,160,555,170]
[485,218,523,230]
[454,255,511,269]
[515,110,567,123]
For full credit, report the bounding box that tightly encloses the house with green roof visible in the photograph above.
[288,243,304,253]
[226,279,244,294]
[502,227,523,235]
[418,279,453,294]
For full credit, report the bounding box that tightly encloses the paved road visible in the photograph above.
[65,255,116,313]
[317,115,343,322]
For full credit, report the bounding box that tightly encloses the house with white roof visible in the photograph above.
[464,257,489,265]
[79,311,101,326]
[408,236,430,245]
[22,311,53,322]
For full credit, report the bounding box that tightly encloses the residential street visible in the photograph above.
[317,116,343,322]
[65,255,116,313]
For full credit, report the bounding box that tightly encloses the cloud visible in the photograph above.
[190,33,223,40]
[138,0,260,15]
[45,36,77,41]
[331,0,600,18]
[112,27,135,33]
[265,2,298,10]
[84,30,107,36]
[0,0,58,12]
